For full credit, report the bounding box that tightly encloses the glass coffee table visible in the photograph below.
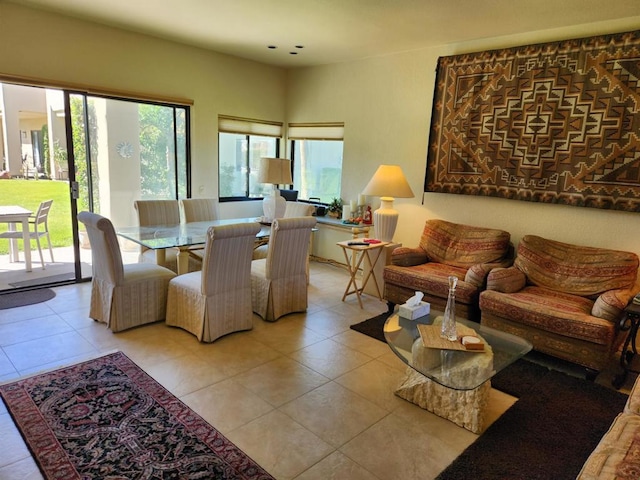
[384,311,532,433]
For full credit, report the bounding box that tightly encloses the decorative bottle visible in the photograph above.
[441,275,458,341]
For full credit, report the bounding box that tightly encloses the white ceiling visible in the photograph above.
[14,0,640,68]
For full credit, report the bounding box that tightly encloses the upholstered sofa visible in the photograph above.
[480,235,640,376]
[383,219,513,321]
[578,374,640,479]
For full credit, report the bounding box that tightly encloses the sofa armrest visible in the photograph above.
[391,247,429,267]
[465,256,515,288]
[592,283,640,322]
[486,266,526,293]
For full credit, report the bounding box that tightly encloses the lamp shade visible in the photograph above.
[258,157,292,221]
[361,165,414,242]
[258,157,293,185]
[361,165,414,199]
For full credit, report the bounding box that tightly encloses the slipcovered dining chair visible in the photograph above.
[179,198,220,223]
[252,202,315,260]
[77,211,176,333]
[166,222,260,342]
[251,216,317,321]
[134,199,201,273]
[179,198,220,261]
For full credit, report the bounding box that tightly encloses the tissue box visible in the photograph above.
[398,301,430,320]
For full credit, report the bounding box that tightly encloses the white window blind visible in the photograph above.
[218,115,283,138]
[287,122,344,140]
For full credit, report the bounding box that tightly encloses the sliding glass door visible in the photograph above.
[0,82,189,292]
[66,92,190,270]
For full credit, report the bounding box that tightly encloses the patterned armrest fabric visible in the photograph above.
[418,220,511,269]
[592,284,639,322]
[391,247,428,267]
[485,266,527,293]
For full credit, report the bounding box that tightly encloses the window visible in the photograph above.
[218,116,283,200]
[289,122,344,204]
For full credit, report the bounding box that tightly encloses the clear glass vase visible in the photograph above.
[441,275,458,341]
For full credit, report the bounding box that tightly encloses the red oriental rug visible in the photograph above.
[0,351,274,480]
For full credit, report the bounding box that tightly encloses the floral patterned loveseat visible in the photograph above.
[383,219,513,321]
[480,235,640,376]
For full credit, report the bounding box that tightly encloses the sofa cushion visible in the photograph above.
[384,263,478,305]
[480,286,616,346]
[418,220,511,269]
[515,235,639,296]
[577,412,640,480]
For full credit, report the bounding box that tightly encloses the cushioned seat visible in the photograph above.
[78,211,176,332]
[480,235,640,373]
[166,222,260,342]
[383,219,513,321]
[251,216,317,321]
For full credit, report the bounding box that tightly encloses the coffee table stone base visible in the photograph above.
[394,367,491,434]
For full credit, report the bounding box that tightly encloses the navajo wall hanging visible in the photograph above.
[425,30,640,212]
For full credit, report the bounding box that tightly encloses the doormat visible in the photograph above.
[0,288,56,310]
[9,273,76,288]
[0,351,275,480]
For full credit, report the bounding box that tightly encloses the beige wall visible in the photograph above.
[2,3,640,258]
[286,17,640,258]
[0,2,284,218]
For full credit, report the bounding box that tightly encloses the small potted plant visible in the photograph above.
[327,198,343,218]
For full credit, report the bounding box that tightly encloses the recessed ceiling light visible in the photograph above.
[289,51,298,55]
[267,45,277,49]
[295,45,304,49]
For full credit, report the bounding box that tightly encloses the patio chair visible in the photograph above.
[77,211,176,332]
[0,199,54,269]
[166,222,260,342]
[251,216,317,321]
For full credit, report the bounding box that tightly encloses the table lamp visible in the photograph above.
[361,164,414,241]
[258,157,293,221]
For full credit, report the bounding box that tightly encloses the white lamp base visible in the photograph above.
[263,187,286,221]
[373,197,398,242]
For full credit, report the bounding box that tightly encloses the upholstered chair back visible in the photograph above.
[200,223,260,296]
[419,219,511,268]
[180,198,220,223]
[265,217,317,280]
[134,200,180,227]
[515,235,639,296]
[283,202,315,218]
[77,211,124,285]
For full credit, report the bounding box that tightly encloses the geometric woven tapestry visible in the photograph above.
[425,30,640,211]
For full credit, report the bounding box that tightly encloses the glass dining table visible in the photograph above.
[116,218,271,274]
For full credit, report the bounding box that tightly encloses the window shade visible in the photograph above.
[287,122,344,140]
[218,115,283,137]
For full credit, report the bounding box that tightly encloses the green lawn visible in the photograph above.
[0,179,73,255]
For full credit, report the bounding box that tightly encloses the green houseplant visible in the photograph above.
[327,198,343,218]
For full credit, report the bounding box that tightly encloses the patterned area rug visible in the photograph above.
[352,312,629,479]
[0,351,274,480]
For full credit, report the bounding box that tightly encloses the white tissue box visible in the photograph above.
[398,301,430,320]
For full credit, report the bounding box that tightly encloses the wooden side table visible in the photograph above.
[337,240,389,308]
[613,302,640,389]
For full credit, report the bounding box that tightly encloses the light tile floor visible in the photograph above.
[0,260,626,479]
